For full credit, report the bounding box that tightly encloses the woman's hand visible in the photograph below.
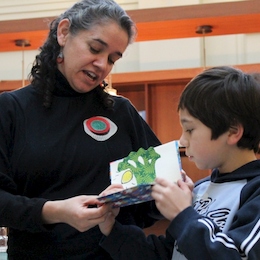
[42,195,110,232]
[152,177,193,221]
[41,184,125,233]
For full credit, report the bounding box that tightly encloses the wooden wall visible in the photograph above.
[3,64,260,182]
[2,64,260,236]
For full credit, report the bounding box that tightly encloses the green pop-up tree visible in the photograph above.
[117,147,161,185]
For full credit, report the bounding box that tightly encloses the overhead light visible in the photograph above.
[15,39,31,88]
[196,25,213,69]
[104,74,117,96]
[196,25,213,35]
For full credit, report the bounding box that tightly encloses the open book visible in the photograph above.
[98,140,182,208]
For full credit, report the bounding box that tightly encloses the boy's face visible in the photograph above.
[179,108,230,172]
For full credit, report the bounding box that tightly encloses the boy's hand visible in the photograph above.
[98,184,123,236]
[99,204,120,236]
[99,184,124,197]
[152,177,193,221]
[181,170,194,191]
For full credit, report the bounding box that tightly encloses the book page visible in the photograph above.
[98,140,182,207]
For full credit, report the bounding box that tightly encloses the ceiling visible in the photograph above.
[0,0,260,53]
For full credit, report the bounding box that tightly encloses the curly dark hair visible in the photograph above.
[29,0,136,108]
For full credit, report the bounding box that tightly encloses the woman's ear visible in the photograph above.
[57,19,70,46]
[227,123,244,145]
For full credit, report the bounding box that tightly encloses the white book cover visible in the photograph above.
[98,140,182,207]
[110,140,182,188]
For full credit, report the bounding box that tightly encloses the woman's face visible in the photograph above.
[57,19,129,93]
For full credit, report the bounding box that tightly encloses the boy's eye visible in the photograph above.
[186,129,193,133]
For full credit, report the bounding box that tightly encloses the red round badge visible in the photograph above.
[86,117,110,135]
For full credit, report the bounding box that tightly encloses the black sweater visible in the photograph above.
[0,73,161,259]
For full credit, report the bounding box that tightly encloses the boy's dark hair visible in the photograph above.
[178,66,260,153]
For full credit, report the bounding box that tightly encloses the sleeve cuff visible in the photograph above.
[167,206,201,239]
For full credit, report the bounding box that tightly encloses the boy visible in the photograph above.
[99,66,260,259]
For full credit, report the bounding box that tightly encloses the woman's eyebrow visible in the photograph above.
[93,38,122,58]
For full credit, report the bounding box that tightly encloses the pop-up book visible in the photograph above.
[98,140,182,208]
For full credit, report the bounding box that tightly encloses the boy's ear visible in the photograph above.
[227,123,244,145]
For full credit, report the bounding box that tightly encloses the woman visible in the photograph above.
[0,0,161,259]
